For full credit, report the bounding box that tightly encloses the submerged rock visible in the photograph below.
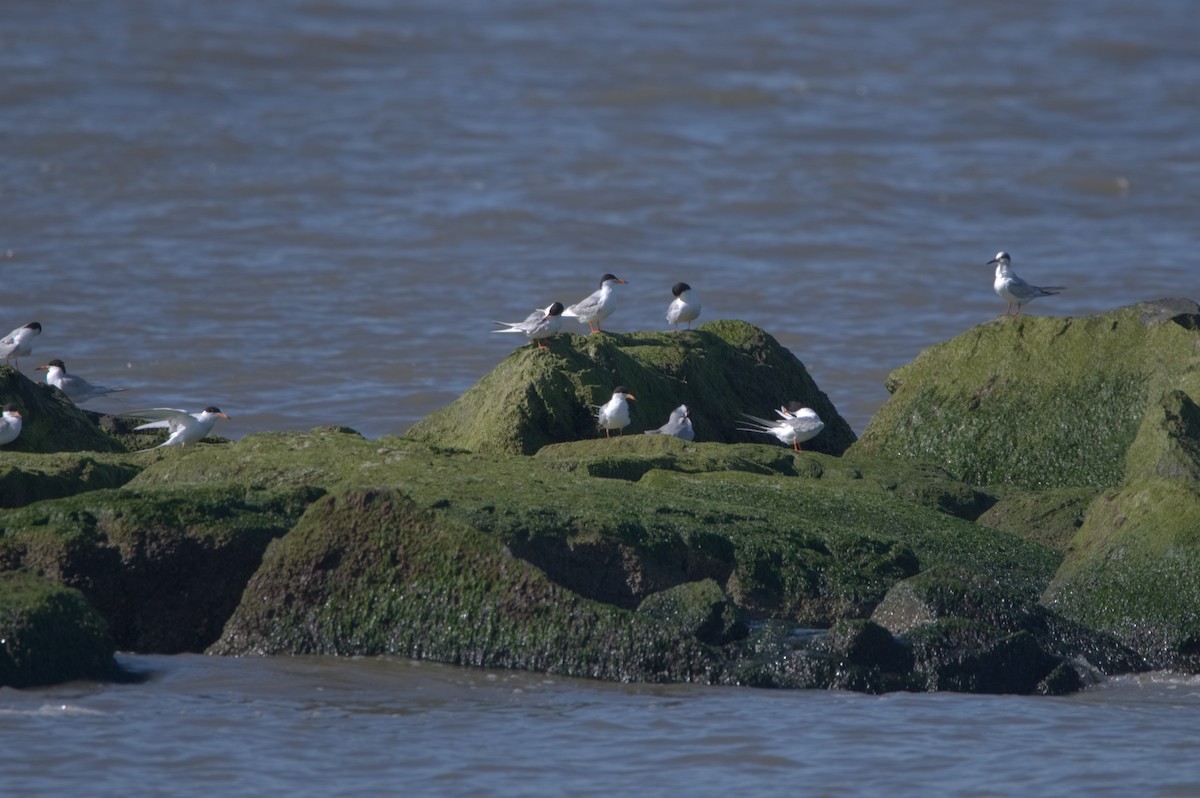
[404,321,856,455]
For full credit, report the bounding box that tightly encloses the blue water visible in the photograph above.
[2,655,1199,796]
[3,0,1200,791]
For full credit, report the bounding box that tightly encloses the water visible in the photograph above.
[3,0,1200,790]
[4,0,1196,438]
[0,654,1198,796]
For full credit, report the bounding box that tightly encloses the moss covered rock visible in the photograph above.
[0,484,321,653]
[854,299,1200,489]
[1043,479,1200,667]
[0,452,142,510]
[0,366,127,453]
[0,570,119,687]
[213,487,724,683]
[126,429,1055,628]
[404,321,856,455]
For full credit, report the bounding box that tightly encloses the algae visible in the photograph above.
[0,570,119,687]
[404,321,856,455]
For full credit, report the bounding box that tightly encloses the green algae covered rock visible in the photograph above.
[854,299,1200,489]
[0,484,321,653]
[1043,479,1200,666]
[0,452,142,510]
[403,321,856,456]
[213,487,724,683]
[0,366,127,454]
[126,429,1055,629]
[0,570,119,687]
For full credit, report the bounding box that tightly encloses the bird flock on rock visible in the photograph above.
[489,254,1064,444]
[0,321,229,450]
[2,252,1062,449]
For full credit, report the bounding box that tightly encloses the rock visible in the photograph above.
[126,428,1054,628]
[0,452,142,510]
[0,484,321,653]
[975,487,1096,551]
[212,487,724,684]
[0,366,127,453]
[637,579,748,646]
[871,569,1147,686]
[854,300,1200,489]
[404,321,856,455]
[1042,479,1200,668]
[0,570,120,687]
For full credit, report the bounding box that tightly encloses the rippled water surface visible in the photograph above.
[3,0,1199,792]
[4,0,1197,437]
[2,655,1199,796]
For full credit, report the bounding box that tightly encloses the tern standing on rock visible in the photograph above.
[38,359,128,403]
[492,302,565,349]
[1,322,42,369]
[644,404,694,441]
[125,406,231,451]
[595,387,636,437]
[739,402,824,451]
[989,251,1064,317]
[0,404,22,445]
[563,273,627,334]
[666,282,701,331]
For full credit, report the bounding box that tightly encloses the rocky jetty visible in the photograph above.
[2,304,1199,692]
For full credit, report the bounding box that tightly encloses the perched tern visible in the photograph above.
[563,273,627,333]
[666,282,701,331]
[740,403,824,451]
[492,301,565,349]
[0,403,22,446]
[125,406,230,451]
[1,322,42,369]
[37,359,128,403]
[595,386,635,437]
[989,252,1064,317]
[644,403,694,441]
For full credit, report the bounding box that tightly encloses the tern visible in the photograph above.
[644,403,694,441]
[0,404,22,446]
[740,403,824,451]
[492,302,565,349]
[989,252,1064,317]
[125,406,231,451]
[1,322,42,370]
[37,359,128,403]
[666,282,701,331]
[595,387,635,437]
[563,273,627,333]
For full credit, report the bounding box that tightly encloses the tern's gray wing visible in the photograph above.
[564,290,603,318]
[492,309,543,332]
[1007,275,1064,300]
[124,408,191,431]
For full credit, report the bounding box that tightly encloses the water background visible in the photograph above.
[3,0,1199,793]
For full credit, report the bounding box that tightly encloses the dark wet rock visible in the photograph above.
[871,570,1148,688]
[404,321,856,456]
[0,484,321,653]
[636,578,748,646]
[0,570,120,687]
